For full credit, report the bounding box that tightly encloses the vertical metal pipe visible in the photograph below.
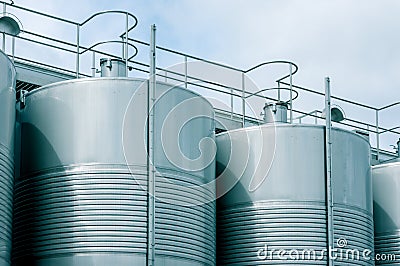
[91,51,96,77]
[230,88,234,119]
[125,12,129,77]
[289,64,293,123]
[277,81,281,102]
[325,77,334,266]
[11,37,14,61]
[314,110,318,124]
[241,72,245,127]
[1,3,4,52]
[376,110,380,162]
[121,36,125,59]
[76,25,80,78]
[147,24,156,266]
[184,56,188,88]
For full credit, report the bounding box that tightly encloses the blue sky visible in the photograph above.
[7,0,400,150]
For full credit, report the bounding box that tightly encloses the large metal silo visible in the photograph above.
[373,158,400,264]
[13,78,216,265]
[0,50,16,266]
[216,123,373,265]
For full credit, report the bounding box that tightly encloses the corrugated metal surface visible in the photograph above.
[218,202,328,265]
[14,165,148,258]
[156,173,215,264]
[218,203,373,265]
[13,78,216,266]
[374,234,400,264]
[0,50,16,266]
[0,146,13,266]
[216,124,373,265]
[373,161,400,265]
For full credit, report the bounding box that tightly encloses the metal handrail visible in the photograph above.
[80,40,138,77]
[243,87,299,102]
[244,60,298,75]
[378,102,400,111]
[79,10,138,27]
[278,81,378,111]
[12,56,90,78]
[379,125,400,135]
[294,110,321,124]
[127,37,244,73]
[76,11,138,77]
[1,2,140,78]
[132,59,400,147]
[3,1,400,157]
[0,1,78,25]
[5,30,135,76]
[19,31,134,61]
[241,61,297,126]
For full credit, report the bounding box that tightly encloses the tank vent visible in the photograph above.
[263,101,288,123]
[100,58,126,77]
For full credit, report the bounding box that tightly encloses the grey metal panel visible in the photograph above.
[14,60,75,87]
[14,78,216,266]
[373,161,400,265]
[216,124,373,265]
[0,50,15,266]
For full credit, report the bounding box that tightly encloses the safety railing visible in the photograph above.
[0,0,399,162]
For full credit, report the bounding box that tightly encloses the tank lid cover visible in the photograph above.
[100,58,127,77]
[263,101,288,124]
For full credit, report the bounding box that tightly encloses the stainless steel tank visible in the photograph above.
[373,159,400,264]
[0,50,16,266]
[13,78,216,265]
[216,124,373,265]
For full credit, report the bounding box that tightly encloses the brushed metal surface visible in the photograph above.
[14,78,216,266]
[0,50,15,266]
[216,124,373,265]
[373,160,400,265]
[100,58,126,77]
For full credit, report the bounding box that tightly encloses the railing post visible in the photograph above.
[121,36,124,60]
[1,32,4,52]
[277,81,281,102]
[376,110,380,162]
[184,55,188,88]
[125,12,128,77]
[147,24,156,266]
[325,77,334,266]
[2,3,5,52]
[76,24,80,78]
[314,110,318,124]
[230,88,234,119]
[91,51,96,77]
[289,63,293,123]
[241,72,245,127]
